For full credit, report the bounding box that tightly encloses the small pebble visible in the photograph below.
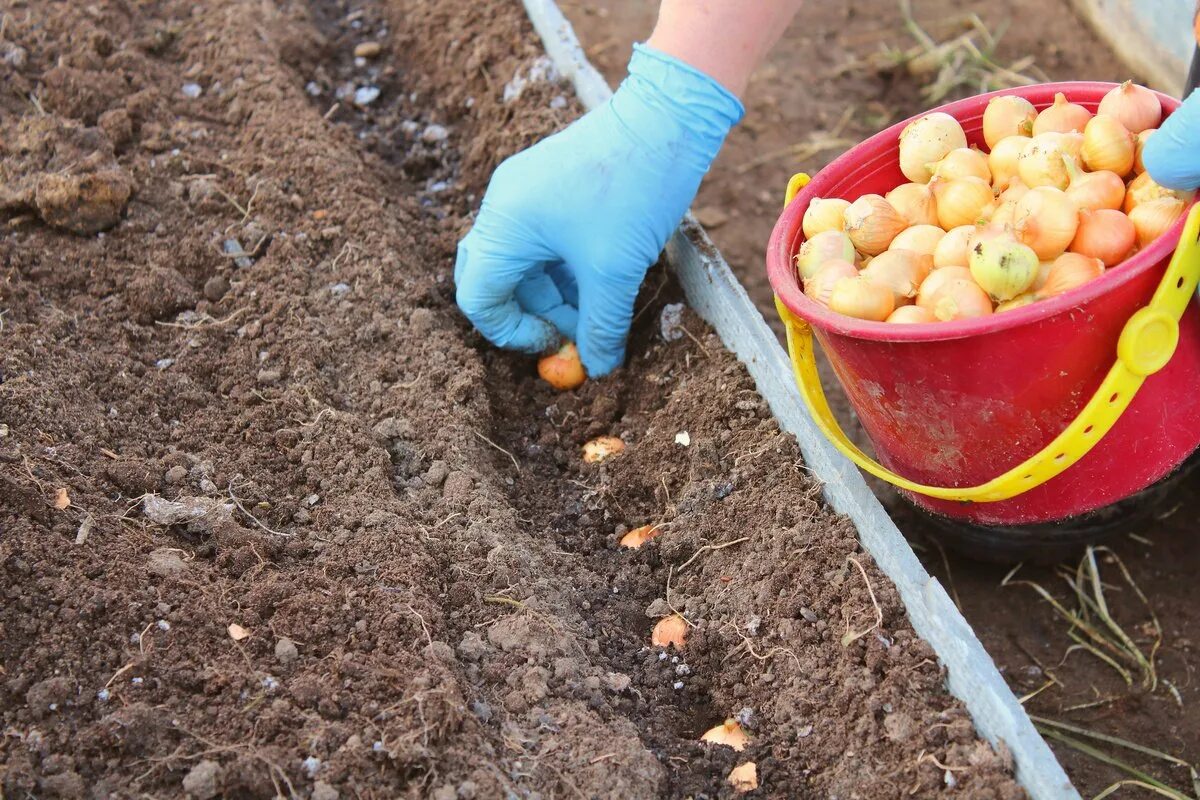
[181,82,202,99]
[203,275,230,302]
[330,282,351,297]
[96,688,110,702]
[274,637,299,664]
[157,620,171,631]
[421,124,449,143]
[155,358,175,370]
[301,756,321,778]
[353,86,380,106]
[165,465,188,484]
[222,238,252,269]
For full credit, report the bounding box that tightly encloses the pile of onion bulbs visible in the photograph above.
[798,82,1195,324]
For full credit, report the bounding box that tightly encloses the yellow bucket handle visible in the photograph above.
[777,173,1200,503]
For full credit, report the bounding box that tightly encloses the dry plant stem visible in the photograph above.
[1034,727,1194,800]
[1031,716,1199,787]
[675,536,750,574]
[841,556,883,647]
[471,429,521,473]
[227,476,292,538]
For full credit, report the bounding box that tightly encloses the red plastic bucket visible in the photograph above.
[767,82,1200,526]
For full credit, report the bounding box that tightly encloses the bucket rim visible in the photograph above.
[767,81,1190,343]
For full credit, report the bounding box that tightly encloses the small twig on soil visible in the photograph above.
[483,595,527,610]
[724,624,802,671]
[1035,722,1197,800]
[324,102,340,120]
[931,539,961,611]
[227,475,293,538]
[472,429,521,473]
[155,307,250,329]
[675,537,751,574]
[104,662,135,689]
[916,751,970,773]
[841,556,883,647]
[677,324,710,356]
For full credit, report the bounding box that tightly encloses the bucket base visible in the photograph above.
[907,450,1200,565]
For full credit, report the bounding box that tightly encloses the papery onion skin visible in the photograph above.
[899,112,968,184]
[1065,160,1125,212]
[1037,253,1105,298]
[885,183,939,227]
[969,238,1040,301]
[886,305,937,324]
[803,259,859,307]
[651,614,688,649]
[796,230,857,279]
[931,176,993,230]
[988,136,1027,191]
[889,224,946,257]
[930,279,995,321]
[1014,186,1080,260]
[538,343,587,391]
[829,275,896,321]
[1033,92,1093,135]
[1128,197,1187,248]
[802,198,852,239]
[933,225,975,268]
[1081,114,1135,177]
[844,195,909,256]
[916,266,974,310]
[862,249,934,306]
[929,147,991,183]
[1068,209,1136,267]
[996,293,1037,313]
[1098,81,1162,134]
[1018,133,1083,190]
[983,95,1036,148]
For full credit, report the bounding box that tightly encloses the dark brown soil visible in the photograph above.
[0,0,1027,798]
[563,1,1200,796]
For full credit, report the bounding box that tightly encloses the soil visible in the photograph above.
[562,1,1200,796]
[0,1,1026,798]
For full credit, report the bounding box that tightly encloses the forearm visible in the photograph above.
[646,0,805,97]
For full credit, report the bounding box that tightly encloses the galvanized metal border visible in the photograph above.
[519,2,1079,797]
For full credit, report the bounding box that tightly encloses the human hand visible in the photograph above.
[1143,88,1200,190]
[454,44,743,377]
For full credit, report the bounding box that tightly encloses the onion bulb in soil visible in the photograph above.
[1038,253,1104,298]
[728,763,759,794]
[538,342,586,391]
[1133,129,1153,174]
[861,249,933,306]
[1081,114,1135,176]
[931,176,993,230]
[889,224,945,257]
[934,225,975,268]
[651,614,688,649]
[701,719,750,751]
[930,279,994,321]
[582,436,625,464]
[619,524,661,549]
[1069,209,1136,267]
[1018,132,1083,190]
[885,183,938,227]
[1014,186,1080,260]
[969,237,1040,301]
[802,198,851,239]
[1124,172,1195,214]
[844,195,909,255]
[829,275,896,321]
[1033,92,1093,135]
[1065,158,1125,212]
[983,95,1036,148]
[988,136,1028,190]
[1129,197,1187,248]
[796,229,857,279]
[803,259,858,307]
[916,266,974,310]
[929,147,991,183]
[899,112,968,184]
[996,294,1037,313]
[1098,81,1162,134]
[886,305,937,324]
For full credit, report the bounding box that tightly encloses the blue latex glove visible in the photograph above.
[1143,89,1200,190]
[454,44,744,377]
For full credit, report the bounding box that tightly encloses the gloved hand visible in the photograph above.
[454,44,744,377]
[1143,88,1200,190]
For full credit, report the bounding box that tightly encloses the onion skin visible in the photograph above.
[931,176,993,230]
[1014,186,1080,260]
[1128,197,1187,248]
[728,762,759,794]
[996,293,1037,313]
[829,275,896,321]
[1097,81,1162,134]
[1018,132,1083,190]
[583,436,625,464]
[889,224,945,257]
[899,112,968,184]
[619,524,661,549]
[916,266,974,310]
[701,720,750,751]
[1081,114,1135,177]
[886,305,937,324]
[1133,130,1153,175]
[538,343,586,391]
[651,615,688,649]
[1033,92,1093,135]
[861,249,933,306]
[1065,162,1125,212]
[802,198,851,239]
[1068,209,1136,267]
[1038,253,1105,298]
[930,279,994,321]
[1123,172,1195,214]
[933,225,975,268]
[796,230,857,279]
[929,147,991,183]
[983,95,1036,148]
[844,195,909,256]
[803,259,858,307]
[988,136,1027,190]
[885,183,939,227]
[969,238,1040,301]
